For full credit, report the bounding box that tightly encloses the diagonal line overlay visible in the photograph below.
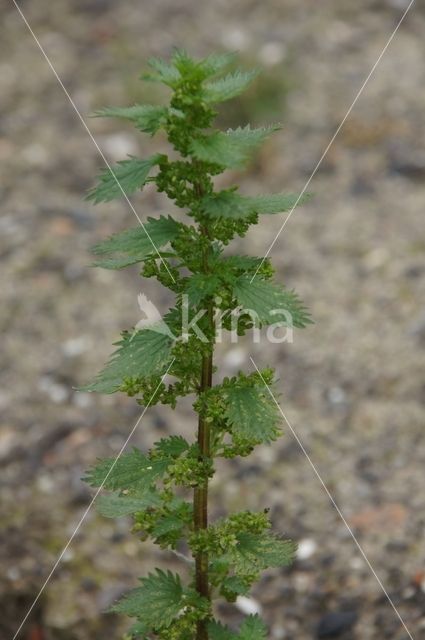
[250,356,414,640]
[11,1,416,637]
[250,0,415,282]
[11,0,175,283]
[12,358,175,640]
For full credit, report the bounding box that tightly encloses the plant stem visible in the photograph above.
[194,219,214,640]
[194,345,213,640]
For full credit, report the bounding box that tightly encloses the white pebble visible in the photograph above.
[62,336,90,357]
[272,624,287,639]
[349,557,364,570]
[102,133,138,159]
[259,42,286,66]
[296,538,317,560]
[7,567,20,581]
[38,376,69,403]
[73,392,93,409]
[327,386,346,405]
[221,28,248,50]
[223,347,246,369]
[236,595,262,615]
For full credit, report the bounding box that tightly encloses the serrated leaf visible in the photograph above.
[87,154,161,204]
[112,569,184,628]
[208,615,267,640]
[225,532,296,574]
[151,514,186,538]
[153,435,190,458]
[143,50,235,86]
[190,125,280,168]
[233,276,312,328]
[128,621,150,638]
[199,51,237,77]
[245,192,311,214]
[84,449,170,492]
[202,190,310,219]
[184,273,221,306]
[215,255,263,274]
[224,385,280,443]
[220,575,250,597]
[143,56,182,86]
[79,329,173,394]
[203,70,258,104]
[97,491,161,518]
[91,215,180,269]
[239,615,268,640]
[201,190,246,218]
[171,48,202,75]
[208,620,236,640]
[93,105,168,135]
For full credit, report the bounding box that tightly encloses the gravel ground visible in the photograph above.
[1,1,425,639]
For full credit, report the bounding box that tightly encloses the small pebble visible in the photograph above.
[62,336,90,357]
[327,387,346,406]
[102,133,138,158]
[316,611,358,638]
[296,538,317,561]
[349,557,364,571]
[220,27,248,50]
[259,42,286,66]
[223,346,246,370]
[73,392,93,409]
[38,375,69,403]
[236,595,262,615]
[272,624,287,639]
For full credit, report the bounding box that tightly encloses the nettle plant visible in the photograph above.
[82,50,311,640]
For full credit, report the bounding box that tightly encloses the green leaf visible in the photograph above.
[86,154,161,204]
[203,70,258,104]
[148,47,236,83]
[184,273,221,306]
[112,569,184,627]
[97,491,161,518]
[214,255,263,275]
[84,449,170,492]
[233,276,312,328]
[198,51,237,77]
[208,620,236,640]
[151,514,187,538]
[79,329,173,394]
[239,615,268,640]
[190,125,281,168]
[153,435,190,458]
[146,498,192,546]
[208,615,267,640]
[225,532,296,574]
[202,190,310,219]
[127,621,150,638]
[224,385,280,443]
[220,575,250,597]
[143,50,236,86]
[91,215,180,269]
[143,56,182,86]
[171,49,203,75]
[93,105,168,135]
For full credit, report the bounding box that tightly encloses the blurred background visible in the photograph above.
[1,1,424,638]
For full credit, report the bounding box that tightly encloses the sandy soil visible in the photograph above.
[1,1,424,638]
